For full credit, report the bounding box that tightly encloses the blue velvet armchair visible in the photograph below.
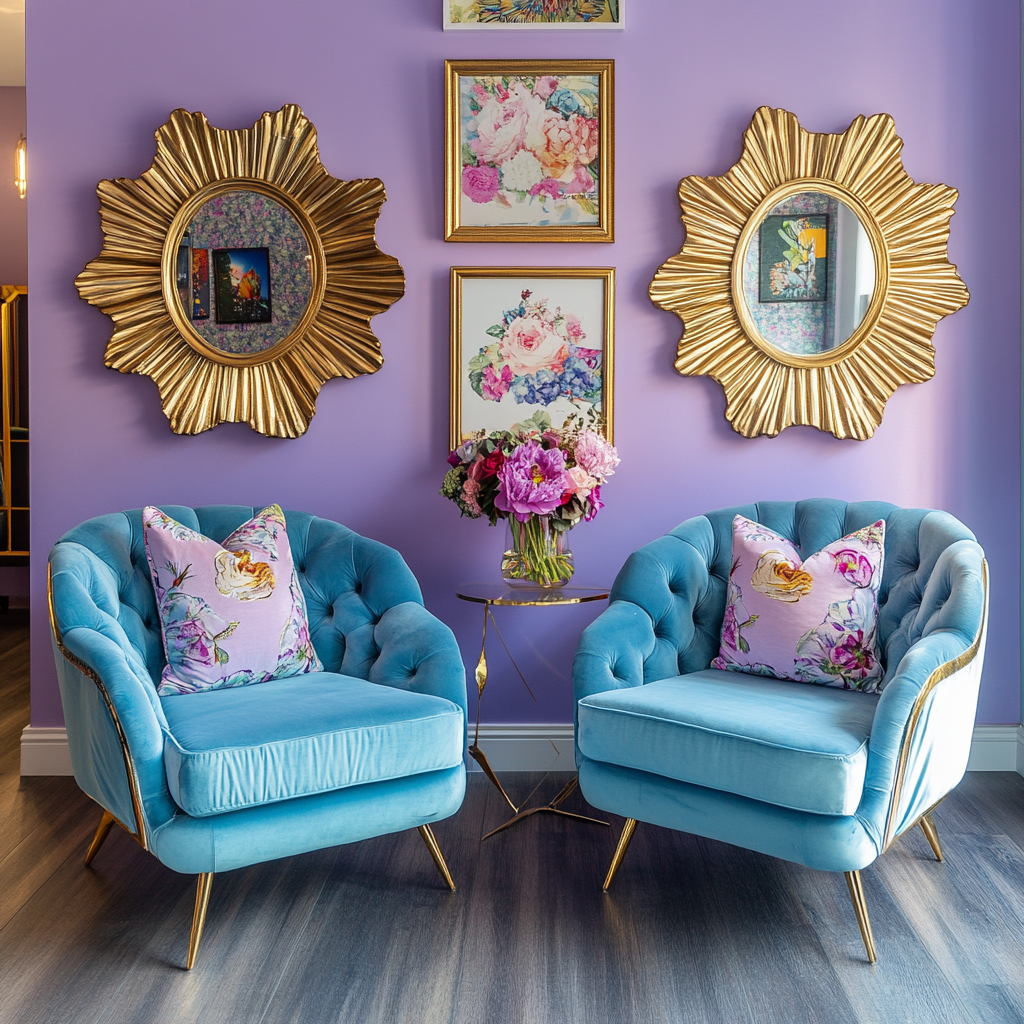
[48,506,468,969]
[573,500,988,962]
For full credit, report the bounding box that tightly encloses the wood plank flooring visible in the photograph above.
[1,611,1022,1024]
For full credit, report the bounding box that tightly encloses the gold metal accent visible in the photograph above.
[883,559,989,850]
[417,824,457,891]
[455,584,610,607]
[48,561,149,850]
[450,267,615,449]
[75,104,405,437]
[650,106,969,439]
[461,590,609,838]
[445,60,614,242]
[844,870,877,964]
[919,814,943,862]
[602,817,637,891]
[84,810,117,867]
[186,873,214,971]
[0,286,28,556]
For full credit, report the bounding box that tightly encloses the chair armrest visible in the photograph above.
[367,602,469,726]
[858,548,987,849]
[573,600,657,704]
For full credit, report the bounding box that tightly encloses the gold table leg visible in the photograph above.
[185,872,214,970]
[470,602,607,840]
[844,869,877,964]
[919,814,944,862]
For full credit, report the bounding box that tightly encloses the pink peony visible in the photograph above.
[529,178,564,201]
[564,314,585,340]
[562,164,595,196]
[462,164,500,204]
[481,363,513,400]
[470,85,538,167]
[495,443,570,522]
[568,114,599,166]
[525,110,577,179]
[833,549,874,588]
[533,76,559,100]
[499,315,569,376]
[574,430,619,481]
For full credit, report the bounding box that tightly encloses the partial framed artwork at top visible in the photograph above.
[444,0,624,29]
[450,267,614,450]
[445,60,614,242]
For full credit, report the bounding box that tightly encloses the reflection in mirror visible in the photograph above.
[173,190,313,355]
[740,191,875,356]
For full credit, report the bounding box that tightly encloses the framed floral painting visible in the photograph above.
[450,267,614,448]
[444,0,624,29]
[445,60,614,242]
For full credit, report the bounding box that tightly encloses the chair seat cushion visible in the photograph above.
[577,669,878,816]
[161,673,465,817]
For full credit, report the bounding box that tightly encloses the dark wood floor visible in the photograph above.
[2,612,1023,1024]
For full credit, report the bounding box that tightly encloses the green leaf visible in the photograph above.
[469,348,496,373]
[738,636,750,654]
[485,324,506,339]
[461,143,477,167]
[469,369,485,398]
[573,195,598,217]
[215,647,230,665]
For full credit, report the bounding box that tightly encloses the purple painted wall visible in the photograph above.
[27,0,1021,729]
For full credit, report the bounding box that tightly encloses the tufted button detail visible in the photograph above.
[353,582,363,595]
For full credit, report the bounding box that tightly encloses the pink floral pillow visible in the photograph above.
[712,515,886,692]
[143,505,322,696]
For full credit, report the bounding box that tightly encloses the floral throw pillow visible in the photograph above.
[712,515,886,692]
[143,504,322,696]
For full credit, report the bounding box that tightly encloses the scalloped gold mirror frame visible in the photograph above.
[649,107,969,440]
[75,105,405,437]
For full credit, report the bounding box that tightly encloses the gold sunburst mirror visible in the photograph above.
[75,105,405,437]
[650,107,969,440]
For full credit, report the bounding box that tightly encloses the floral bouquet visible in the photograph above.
[461,73,600,224]
[469,289,601,411]
[441,410,619,586]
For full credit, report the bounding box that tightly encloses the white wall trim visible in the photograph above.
[19,726,73,776]
[21,723,1024,777]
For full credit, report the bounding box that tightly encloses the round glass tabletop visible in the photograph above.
[455,583,611,606]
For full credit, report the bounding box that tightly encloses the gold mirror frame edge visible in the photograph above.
[75,104,406,438]
[649,106,969,441]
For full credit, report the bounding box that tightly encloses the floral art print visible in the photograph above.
[459,73,600,227]
[446,0,622,27]
[454,271,612,443]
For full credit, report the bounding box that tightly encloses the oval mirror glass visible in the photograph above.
[173,189,314,355]
[739,190,875,356]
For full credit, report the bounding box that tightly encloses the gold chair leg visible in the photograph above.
[602,818,638,891]
[185,873,214,970]
[919,814,943,862]
[417,824,456,891]
[844,870,877,964]
[84,810,117,867]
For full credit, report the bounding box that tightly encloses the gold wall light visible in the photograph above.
[650,107,969,440]
[14,134,25,199]
[75,105,405,437]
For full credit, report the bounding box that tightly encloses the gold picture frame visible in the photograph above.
[75,104,405,438]
[649,107,969,440]
[450,266,614,449]
[445,60,614,242]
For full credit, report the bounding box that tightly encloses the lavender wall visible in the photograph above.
[27,0,1021,729]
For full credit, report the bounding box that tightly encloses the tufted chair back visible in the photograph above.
[608,499,980,685]
[53,505,425,686]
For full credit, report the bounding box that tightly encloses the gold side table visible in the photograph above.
[456,582,611,840]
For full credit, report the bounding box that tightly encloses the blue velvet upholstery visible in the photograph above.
[574,500,988,946]
[49,506,468,875]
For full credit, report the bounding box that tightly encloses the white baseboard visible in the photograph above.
[19,727,74,775]
[21,723,1024,777]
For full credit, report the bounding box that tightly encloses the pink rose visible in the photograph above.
[462,164,500,204]
[569,114,599,166]
[470,86,538,167]
[499,316,570,377]
[564,314,585,340]
[525,110,577,179]
[562,164,595,196]
[529,178,564,201]
[481,363,512,400]
[574,430,619,481]
[566,465,597,498]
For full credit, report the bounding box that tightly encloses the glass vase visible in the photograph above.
[501,516,574,587]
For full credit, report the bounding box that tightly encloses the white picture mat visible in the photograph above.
[458,275,607,438]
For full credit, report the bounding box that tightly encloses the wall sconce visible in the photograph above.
[14,134,25,199]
